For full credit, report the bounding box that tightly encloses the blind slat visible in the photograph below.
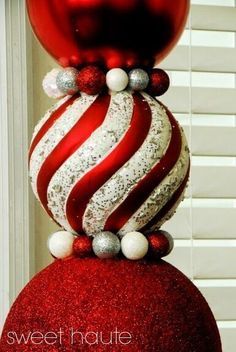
[198,285,236,320]
[163,204,236,240]
[183,126,236,156]
[161,87,236,114]
[160,46,236,73]
[192,165,236,198]
[191,5,236,32]
[193,244,236,279]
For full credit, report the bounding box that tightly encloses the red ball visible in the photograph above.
[147,230,173,259]
[26,0,190,69]
[0,258,222,351]
[147,68,170,96]
[77,66,106,95]
[73,235,93,257]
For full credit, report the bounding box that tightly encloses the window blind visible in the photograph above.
[159,2,236,351]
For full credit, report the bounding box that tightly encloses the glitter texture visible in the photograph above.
[92,231,120,258]
[0,258,222,352]
[128,68,149,91]
[56,67,79,95]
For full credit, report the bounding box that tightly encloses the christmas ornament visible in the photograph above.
[92,231,120,258]
[73,235,93,257]
[1,2,223,351]
[147,68,170,96]
[28,91,190,235]
[106,68,129,92]
[56,67,79,95]
[128,68,149,91]
[0,258,222,351]
[121,231,148,260]
[77,65,106,95]
[47,230,74,259]
[42,68,65,99]
[147,230,174,259]
[26,0,190,69]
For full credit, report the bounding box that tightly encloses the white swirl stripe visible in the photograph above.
[29,94,97,200]
[47,91,134,231]
[82,93,172,234]
[118,131,190,236]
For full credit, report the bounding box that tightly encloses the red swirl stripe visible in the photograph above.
[66,93,152,234]
[104,104,182,232]
[36,94,111,217]
[142,163,190,231]
[29,95,78,161]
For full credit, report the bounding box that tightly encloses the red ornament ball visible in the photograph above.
[26,0,190,69]
[0,258,222,351]
[77,65,106,95]
[73,235,93,257]
[147,68,170,96]
[147,230,174,259]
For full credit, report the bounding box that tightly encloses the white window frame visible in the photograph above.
[0,0,34,330]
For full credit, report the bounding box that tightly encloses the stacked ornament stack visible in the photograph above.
[0,1,222,351]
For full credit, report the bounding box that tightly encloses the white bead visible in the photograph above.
[42,68,65,99]
[121,231,148,260]
[47,231,74,259]
[106,68,129,92]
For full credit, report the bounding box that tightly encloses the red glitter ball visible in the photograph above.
[0,258,222,351]
[147,230,174,259]
[77,66,106,95]
[147,68,170,96]
[73,235,93,258]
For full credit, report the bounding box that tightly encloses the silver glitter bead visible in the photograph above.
[56,67,79,95]
[128,69,149,91]
[92,231,120,259]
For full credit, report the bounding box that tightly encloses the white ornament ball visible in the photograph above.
[47,231,74,259]
[106,68,129,92]
[42,68,65,99]
[121,231,149,260]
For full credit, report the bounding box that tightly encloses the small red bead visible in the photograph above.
[147,69,170,96]
[77,65,106,95]
[73,235,93,258]
[147,230,173,259]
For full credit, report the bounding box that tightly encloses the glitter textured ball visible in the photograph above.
[73,235,93,258]
[42,68,65,99]
[47,231,74,259]
[77,66,106,95]
[128,68,149,91]
[29,91,190,235]
[121,231,149,260]
[0,258,222,352]
[147,68,170,96]
[147,230,174,259]
[56,67,79,95]
[92,231,120,258]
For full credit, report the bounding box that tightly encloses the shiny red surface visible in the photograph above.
[26,0,190,69]
[0,258,222,351]
[147,231,172,259]
[147,68,170,97]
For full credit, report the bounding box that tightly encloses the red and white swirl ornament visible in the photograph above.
[29,91,190,235]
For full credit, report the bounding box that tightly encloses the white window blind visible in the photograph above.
[159,1,236,351]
